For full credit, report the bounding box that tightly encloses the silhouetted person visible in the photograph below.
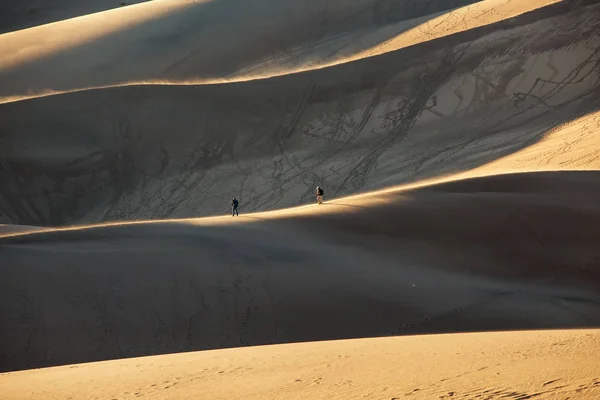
[232,197,239,216]
[316,186,324,204]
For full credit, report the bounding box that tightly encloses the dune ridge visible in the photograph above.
[2,170,600,373]
[0,0,565,103]
[0,0,153,34]
[1,0,599,227]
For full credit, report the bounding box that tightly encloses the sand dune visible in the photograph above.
[0,0,562,102]
[2,329,599,400]
[0,0,152,34]
[1,0,600,397]
[1,0,599,226]
[2,171,600,372]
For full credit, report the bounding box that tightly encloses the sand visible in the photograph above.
[0,0,152,34]
[1,0,600,398]
[2,170,600,374]
[2,329,600,400]
[1,0,599,225]
[0,0,563,102]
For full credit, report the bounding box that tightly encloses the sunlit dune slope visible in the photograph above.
[0,0,560,102]
[1,0,598,226]
[2,329,599,400]
[0,0,151,35]
[1,170,600,372]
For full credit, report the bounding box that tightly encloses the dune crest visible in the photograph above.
[0,0,561,103]
[0,0,153,34]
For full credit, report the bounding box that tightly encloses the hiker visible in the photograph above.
[315,186,324,204]
[232,197,239,216]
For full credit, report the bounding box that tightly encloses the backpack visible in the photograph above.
[317,188,324,196]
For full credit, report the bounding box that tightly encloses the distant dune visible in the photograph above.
[0,0,559,102]
[0,0,152,34]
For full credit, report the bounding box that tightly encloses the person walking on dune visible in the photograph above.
[315,186,324,204]
[232,197,239,216]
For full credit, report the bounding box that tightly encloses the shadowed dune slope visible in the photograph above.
[0,0,561,102]
[1,171,600,372]
[1,329,599,400]
[1,0,599,226]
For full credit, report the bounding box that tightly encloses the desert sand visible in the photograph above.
[2,329,600,400]
[1,0,600,399]
[1,0,599,225]
[0,0,568,102]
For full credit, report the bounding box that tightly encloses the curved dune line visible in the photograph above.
[0,0,559,104]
